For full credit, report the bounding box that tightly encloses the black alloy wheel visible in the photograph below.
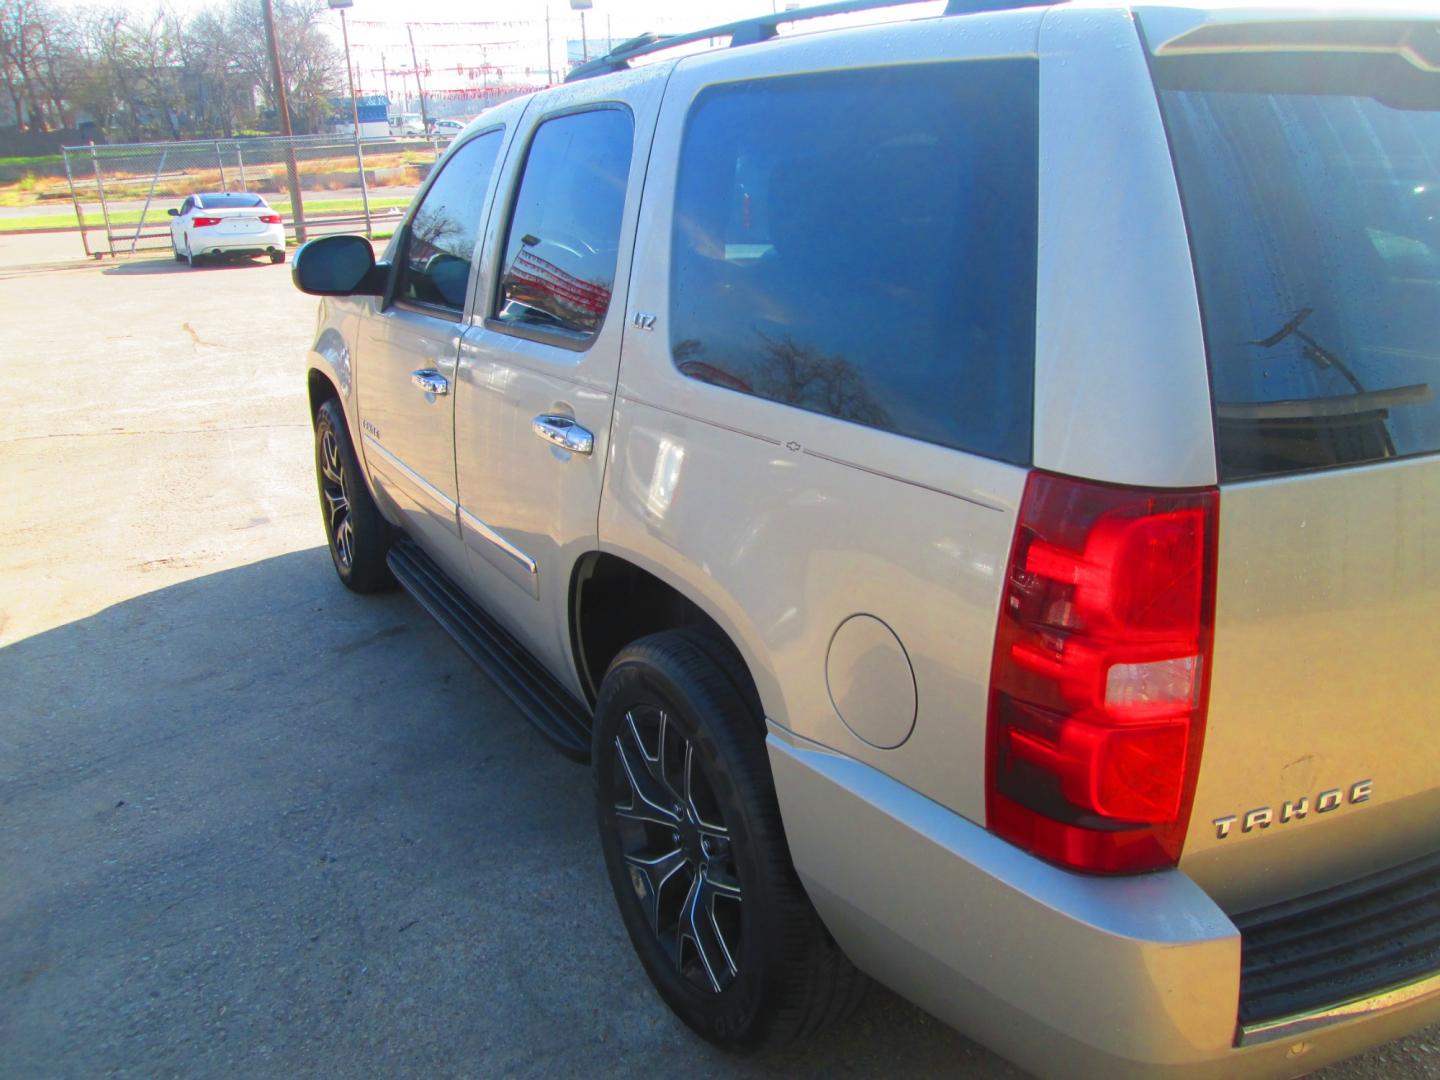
[312,398,394,593]
[593,630,867,1051]
[611,701,744,994]
[318,423,354,571]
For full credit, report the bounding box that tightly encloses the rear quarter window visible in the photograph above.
[1157,51,1440,480]
[669,60,1038,464]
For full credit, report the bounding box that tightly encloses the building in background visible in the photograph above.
[331,94,392,138]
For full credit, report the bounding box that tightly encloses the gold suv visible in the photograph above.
[293,2,1440,1075]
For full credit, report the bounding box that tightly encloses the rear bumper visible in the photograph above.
[767,730,1440,1079]
[195,227,285,255]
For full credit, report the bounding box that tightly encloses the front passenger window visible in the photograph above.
[495,108,634,340]
[396,130,504,313]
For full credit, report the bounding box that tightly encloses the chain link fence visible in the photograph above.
[61,133,448,258]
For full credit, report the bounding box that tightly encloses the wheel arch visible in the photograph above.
[569,550,771,730]
[307,366,340,422]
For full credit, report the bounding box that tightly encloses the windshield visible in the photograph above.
[1156,50,1440,480]
[198,193,264,209]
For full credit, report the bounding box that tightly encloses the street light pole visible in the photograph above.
[329,0,372,237]
[262,0,305,244]
[570,0,593,67]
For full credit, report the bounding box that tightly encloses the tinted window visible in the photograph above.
[1158,53,1440,480]
[198,193,263,209]
[669,62,1038,463]
[397,130,504,312]
[496,108,634,339]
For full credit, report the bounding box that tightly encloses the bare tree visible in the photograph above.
[0,0,44,129]
[1,0,340,140]
[222,0,341,134]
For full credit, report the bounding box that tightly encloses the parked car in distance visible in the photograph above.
[292,1,1440,1076]
[389,113,426,136]
[168,192,285,266]
[430,118,465,137]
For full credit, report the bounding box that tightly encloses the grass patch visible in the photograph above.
[0,154,63,167]
[0,194,411,233]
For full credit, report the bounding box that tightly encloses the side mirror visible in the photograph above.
[167,208,179,216]
[291,234,384,297]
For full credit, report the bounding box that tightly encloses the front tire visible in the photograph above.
[313,398,394,593]
[593,630,867,1052]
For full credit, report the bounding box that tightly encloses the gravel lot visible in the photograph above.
[1,240,1436,1078]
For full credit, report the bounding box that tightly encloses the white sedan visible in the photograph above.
[168,192,287,267]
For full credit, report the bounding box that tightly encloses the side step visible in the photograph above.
[387,537,592,762]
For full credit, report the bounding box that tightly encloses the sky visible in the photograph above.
[46,0,944,103]
[47,0,812,96]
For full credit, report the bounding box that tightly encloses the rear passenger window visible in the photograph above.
[495,108,634,341]
[669,61,1038,464]
[396,129,503,313]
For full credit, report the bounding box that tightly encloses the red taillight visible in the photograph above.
[259,214,282,224]
[986,471,1218,874]
[192,216,222,227]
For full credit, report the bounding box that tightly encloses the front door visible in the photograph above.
[452,72,667,684]
[354,128,508,571]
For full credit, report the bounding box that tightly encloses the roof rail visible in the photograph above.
[564,0,1044,82]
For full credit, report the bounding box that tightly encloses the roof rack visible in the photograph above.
[564,0,1039,82]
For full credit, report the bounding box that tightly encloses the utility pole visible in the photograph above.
[329,0,371,237]
[262,0,306,243]
[544,3,553,85]
[406,23,430,131]
[381,52,390,114]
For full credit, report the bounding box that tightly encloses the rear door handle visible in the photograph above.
[532,414,594,455]
[411,369,449,396]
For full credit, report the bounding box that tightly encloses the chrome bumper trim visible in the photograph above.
[1238,969,1440,1047]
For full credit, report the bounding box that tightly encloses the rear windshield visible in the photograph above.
[198,193,264,209]
[1157,52,1440,480]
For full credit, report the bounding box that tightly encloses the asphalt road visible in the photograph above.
[1,241,1436,1078]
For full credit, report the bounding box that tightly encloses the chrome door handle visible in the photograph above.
[411,369,449,396]
[532,414,594,455]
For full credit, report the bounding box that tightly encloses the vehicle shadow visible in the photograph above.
[0,547,993,1078]
[102,255,276,276]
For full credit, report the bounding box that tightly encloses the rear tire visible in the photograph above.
[270,250,286,264]
[313,398,395,593]
[592,630,867,1052]
[184,239,198,268]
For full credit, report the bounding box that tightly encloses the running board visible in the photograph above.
[387,537,592,762]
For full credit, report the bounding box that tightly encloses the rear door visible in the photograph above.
[354,127,508,572]
[1146,28,1440,908]
[450,70,669,685]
